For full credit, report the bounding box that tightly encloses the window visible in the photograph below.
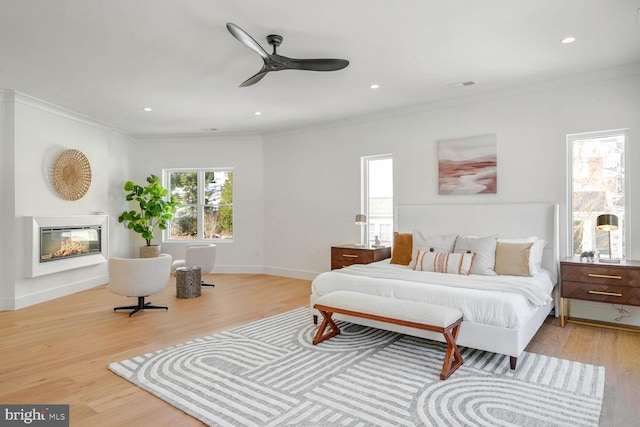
[164,169,233,241]
[568,130,627,259]
[362,154,393,246]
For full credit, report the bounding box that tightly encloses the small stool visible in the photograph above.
[176,267,201,299]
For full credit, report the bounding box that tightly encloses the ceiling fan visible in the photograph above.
[226,22,349,87]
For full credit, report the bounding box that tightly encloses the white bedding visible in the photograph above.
[311,260,554,329]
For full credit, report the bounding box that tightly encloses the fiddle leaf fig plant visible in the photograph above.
[118,174,180,246]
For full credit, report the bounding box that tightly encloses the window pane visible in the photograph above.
[169,205,197,239]
[380,223,392,243]
[204,171,233,206]
[571,134,625,258]
[170,172,197,205]
[204,206,233,239]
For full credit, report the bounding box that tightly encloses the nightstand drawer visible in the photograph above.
[562,281,640,305]
[561,264,640,287]
[330,245,391,270]
[331,248,374,263]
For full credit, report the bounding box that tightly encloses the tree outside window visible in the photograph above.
[165,169,233,240]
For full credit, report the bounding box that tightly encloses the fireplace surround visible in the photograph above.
[26,215,109,277]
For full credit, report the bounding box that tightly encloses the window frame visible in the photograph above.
[163,167,234,242]
[361,154,393,247]
[566,129,629,259]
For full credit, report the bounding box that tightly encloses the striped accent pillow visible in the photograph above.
[413,250,476,275]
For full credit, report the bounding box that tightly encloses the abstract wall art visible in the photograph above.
[438,134,497,195]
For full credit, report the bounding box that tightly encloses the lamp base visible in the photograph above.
[599,258,621,263]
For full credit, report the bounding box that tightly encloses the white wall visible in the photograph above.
[2,63,639,322]
[262,64,640,325]
[4,92,132,309]
[131,134,264,272]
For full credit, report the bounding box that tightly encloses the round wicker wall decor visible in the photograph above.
[52,149,92,201]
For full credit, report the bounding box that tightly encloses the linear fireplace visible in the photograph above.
[26,216,109,277]
[40,225,102,262]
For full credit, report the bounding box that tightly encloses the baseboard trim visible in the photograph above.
[13,275,109,310]
[261,266,320,281]
[210,265,320,281]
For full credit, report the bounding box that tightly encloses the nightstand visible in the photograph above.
[331,245,391,270]
[560,258,640,332]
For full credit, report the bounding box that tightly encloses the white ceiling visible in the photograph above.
[1,0,639,136]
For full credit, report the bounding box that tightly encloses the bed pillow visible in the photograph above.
[494,242,533,276]
[390,232,413,265]
[409,230,458,269]
[498,237,546,274]
[414,250,475,275]
[530,239,546,273]
[453,235,497,276]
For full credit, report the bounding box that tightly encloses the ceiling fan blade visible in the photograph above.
[239,69,269,87]
[226,22,269,61]
[282,58,349,71]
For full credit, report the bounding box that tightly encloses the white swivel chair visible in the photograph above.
[107,253,172,316]
[172,244,216,287]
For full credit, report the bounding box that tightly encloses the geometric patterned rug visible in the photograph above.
[108,308,604,426]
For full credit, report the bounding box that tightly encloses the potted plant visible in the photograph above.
[118,174,180,258]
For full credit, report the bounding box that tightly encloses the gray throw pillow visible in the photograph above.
[453,235,498,276]
[409,230,457,269]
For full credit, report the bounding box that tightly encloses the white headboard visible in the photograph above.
[395,203,559,281]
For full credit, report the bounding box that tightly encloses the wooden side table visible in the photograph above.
[331,245,391,270]
[560,258,640,332]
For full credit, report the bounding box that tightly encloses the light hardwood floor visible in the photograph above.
[1,274,638,426]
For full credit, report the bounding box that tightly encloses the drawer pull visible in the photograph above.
[342,254,359,258]
[588,290,623,297]
[587,273,622,280]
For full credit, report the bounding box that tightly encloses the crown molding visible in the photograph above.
[133,132,263,143]
[4,90,135,137]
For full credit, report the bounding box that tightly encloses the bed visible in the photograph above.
[310,203,559,369]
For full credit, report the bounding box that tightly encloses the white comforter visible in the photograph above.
[311,260,555,329]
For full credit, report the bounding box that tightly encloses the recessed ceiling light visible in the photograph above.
[561,37,576,44]
[370,83,380,89]
[143,107,153,112]
[254,111,262,116]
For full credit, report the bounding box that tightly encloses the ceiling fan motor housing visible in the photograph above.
[267,34,283,48]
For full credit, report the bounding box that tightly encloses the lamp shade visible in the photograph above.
[354,214,366,225]
[596,214,618,231]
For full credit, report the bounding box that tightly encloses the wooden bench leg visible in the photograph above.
[440,323,463,380]
[312,310,340,345]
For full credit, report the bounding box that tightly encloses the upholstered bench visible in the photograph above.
[313,291,464,380]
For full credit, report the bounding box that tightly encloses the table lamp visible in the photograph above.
[596,214,619,263]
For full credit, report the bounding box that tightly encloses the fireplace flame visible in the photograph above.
[54,238,89,258]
